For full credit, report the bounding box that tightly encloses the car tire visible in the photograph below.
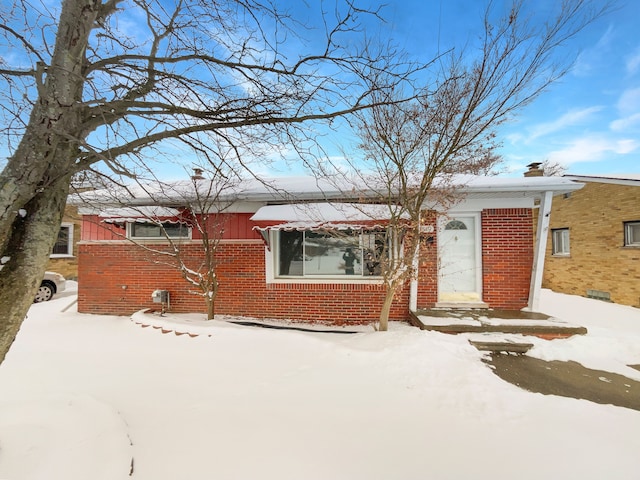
[35,281,55,303]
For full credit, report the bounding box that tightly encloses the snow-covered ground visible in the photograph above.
[1,283,639,480]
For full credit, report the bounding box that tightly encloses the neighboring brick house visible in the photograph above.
[46,205,81,280]
[543,174,640,307]
[76,175,581,323]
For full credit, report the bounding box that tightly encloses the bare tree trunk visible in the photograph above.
[206,279,219,320]
[206,292,214,320]
[378,285,397,332]
[0,178,70,363]
[0,0,99,363]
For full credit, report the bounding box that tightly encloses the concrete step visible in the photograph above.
[468,340,534,354]
[408,310,587,340]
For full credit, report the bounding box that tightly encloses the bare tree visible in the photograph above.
[88,167,237,320]
[0,0,416,362]
[337,0,609,331]
[541,160,567,177]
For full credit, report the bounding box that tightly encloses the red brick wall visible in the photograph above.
[481,208,533,309]
[78,208,534,320]
[416,213,438,308]
[78,240,409,323]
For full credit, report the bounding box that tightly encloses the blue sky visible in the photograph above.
[2,0,638,180]
[378,0,640,176]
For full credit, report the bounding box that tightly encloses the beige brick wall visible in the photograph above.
[543,181,640,307]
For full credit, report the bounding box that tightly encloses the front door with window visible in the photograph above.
[438,215,482,303]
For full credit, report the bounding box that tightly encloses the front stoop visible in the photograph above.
[408,309,587,340]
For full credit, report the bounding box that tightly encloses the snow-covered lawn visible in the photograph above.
[1,283,639,480]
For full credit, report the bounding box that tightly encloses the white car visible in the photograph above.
[35,271,66,303]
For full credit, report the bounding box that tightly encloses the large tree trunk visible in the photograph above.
[0,0,101,363]
[0,178,71,363]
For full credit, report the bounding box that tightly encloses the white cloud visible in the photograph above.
[610,112,640,132]
[626,46,640,75]
[527,106,603,141]
[616,87,640,115]
[547,136,639,165]
[571,25,614,77]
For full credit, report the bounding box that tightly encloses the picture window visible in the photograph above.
[275,229,387,278]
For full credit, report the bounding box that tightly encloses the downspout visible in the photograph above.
[525,190,553,312]
[409,244,419,312]
[409,213,421,312]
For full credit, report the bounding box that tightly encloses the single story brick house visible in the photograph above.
[76,174,582,323]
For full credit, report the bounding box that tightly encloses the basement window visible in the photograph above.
[624,221,640,246]
[551,228,570,256]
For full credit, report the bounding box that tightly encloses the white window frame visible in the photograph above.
[551,228,570,256]
[624,221,640,247]
[126,221,191,240]
[265,228,390,283]
[50,223,74,258]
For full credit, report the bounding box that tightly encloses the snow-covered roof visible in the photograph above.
[563,173,640,187]
[251,203,397,222]
[98,206,190,224]
[72,173,584,209]
[250,203,399,231]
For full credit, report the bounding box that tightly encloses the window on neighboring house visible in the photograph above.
[624,221,640,246]
[551,228,570,255]
[128,222,190,239]
[275,229,388,278]
[51,223,74,257]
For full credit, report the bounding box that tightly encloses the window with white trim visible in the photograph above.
[551,228,570,255]
[275,229,387,278]
[51,223,74,257]
[127,222,190,239]
[624,221,640,246]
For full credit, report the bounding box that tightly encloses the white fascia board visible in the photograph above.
[447,197,534,212]
[458,177,585,196]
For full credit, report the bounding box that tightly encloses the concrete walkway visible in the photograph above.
[484,354,640,412]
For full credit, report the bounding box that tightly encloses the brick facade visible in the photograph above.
[77,208,535,321]
[78,240,410,322]
[543,181,640,307]
[481,208,534,309]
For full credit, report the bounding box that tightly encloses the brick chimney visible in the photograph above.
[524,162,544,177]
[191,168,205,181]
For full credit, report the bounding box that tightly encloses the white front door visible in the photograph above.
[438,215,482,303]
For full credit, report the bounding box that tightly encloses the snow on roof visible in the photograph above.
[563,173,640,186]
[250,203,399,231]
[71,173,584,208]
[251,203,396,222]
[98,206,189,224]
